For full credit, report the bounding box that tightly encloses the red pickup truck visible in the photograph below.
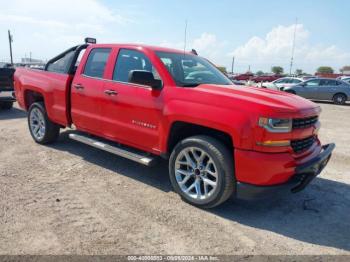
[14,39,335,208]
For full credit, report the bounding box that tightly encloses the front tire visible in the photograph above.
[169,136,235,209]
[333,93,347,105]
[28,102,60,144]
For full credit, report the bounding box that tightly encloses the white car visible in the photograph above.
[340,77,350,84]
[261,77,304,90]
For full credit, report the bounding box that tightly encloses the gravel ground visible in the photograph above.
[0,102,349,255]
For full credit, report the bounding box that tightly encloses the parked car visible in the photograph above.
[342,78,350,84]
[283,78,350,105]
[14,40,334,208]
[301,76,317,81]
[231,79,245,85]
[232,72,254,81]
[337,76,350,80]
[261,77,303,90]
[251,74,282,83]
[337,76,350,84]
[0,62,16,110]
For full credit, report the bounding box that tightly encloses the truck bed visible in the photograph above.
[14,67,73,126]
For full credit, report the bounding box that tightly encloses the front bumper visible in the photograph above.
[236,143,335,200]
[0,91,16,102]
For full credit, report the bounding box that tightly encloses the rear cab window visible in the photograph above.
[83,48,111,78]
[46,50,75,74]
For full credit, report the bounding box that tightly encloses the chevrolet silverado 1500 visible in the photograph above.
[14,39,335,208]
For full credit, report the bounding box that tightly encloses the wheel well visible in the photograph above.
[167,122,233,154]
[285,90,296,94]
[24,90,44,110]
[333,92,347,100]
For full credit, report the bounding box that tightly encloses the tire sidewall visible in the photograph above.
[169,137,233,207]
[28,102,49,144]
[333,94,346,105]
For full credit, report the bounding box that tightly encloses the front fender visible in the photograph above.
[160,99,254,152]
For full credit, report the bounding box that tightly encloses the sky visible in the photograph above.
[0,0,349,73]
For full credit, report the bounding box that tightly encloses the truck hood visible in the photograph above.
[194,84,320,116]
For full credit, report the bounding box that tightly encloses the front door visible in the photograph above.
[100,48,164,153]
[301,79,321,99]
[317,79,338,100]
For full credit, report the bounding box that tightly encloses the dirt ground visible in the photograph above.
[0,102,349,255]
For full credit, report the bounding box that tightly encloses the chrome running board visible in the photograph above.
[69,133,156,166]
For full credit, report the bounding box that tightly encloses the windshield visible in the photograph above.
[156,51,232,87]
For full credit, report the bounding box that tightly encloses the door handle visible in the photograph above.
[104,90,118,96]
[74,84,84,90]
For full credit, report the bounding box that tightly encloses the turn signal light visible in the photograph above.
[257,140,291,147]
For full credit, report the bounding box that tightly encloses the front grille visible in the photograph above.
[291,136,316,153]
[292,116,318,129]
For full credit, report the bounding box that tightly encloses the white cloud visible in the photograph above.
[230,24,350,73]
[159,33,228,66]
[0,0,134,61]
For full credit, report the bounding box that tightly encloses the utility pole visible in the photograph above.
[8,30,13,65]
[183,19,188,55]
[289,18,298,76]
[231,56,235,74]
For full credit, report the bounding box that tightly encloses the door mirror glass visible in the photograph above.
[129,70,162,89]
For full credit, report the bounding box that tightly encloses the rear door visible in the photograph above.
[300,79,321,99]
[71,47,112,135]
[318,79,338,100]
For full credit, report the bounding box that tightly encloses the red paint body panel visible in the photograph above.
[14,43,326,187]
[14,68,72,126]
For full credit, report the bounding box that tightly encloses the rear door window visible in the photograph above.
[320,79,337,86]
[305,79,320,86]
[83,48,111,78]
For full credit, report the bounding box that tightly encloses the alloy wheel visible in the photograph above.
[29,107,46,140]
[174,147,218,200]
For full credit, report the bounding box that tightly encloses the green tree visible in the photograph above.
[317,66,334,74]
[256,70,264,76]
[271,66,284,75]
[216,66,227,74]
[295,69,303,75]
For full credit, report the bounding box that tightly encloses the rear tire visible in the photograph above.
[28,102,60,144]
[333,93,347,105]
[0,101,13,110]
[169,135,235,209]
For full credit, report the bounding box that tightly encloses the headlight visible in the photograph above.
[258,117,292,133]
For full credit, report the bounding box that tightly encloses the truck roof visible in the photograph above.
[86,43,192,55]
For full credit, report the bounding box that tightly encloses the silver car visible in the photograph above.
[283,78,350,105]
[261,77,303,90]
